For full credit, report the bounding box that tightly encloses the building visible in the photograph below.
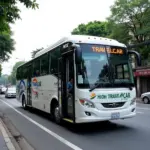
[134,66,150,97]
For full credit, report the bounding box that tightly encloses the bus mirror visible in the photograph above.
[128,50,141,66]
[75,45,82,64]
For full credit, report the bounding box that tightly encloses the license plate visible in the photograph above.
[111,112,120,120]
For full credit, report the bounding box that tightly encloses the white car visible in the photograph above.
[5,87,16,98]
[141,92,150,104]
[0,86,7,94]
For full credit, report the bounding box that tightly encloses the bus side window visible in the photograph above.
[17,67,22,80]
[16,69,19,80]
[23,66,27,79]
[115,64,129,79]
[41,53,49,76]
[33,59,40,77]
[50,47,60,76]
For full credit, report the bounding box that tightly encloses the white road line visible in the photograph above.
[137,107,150,111]
[0,100,82,150]
[137,111,144,114]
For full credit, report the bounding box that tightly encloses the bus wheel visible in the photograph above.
[22,96,27,110]
[54,104,61,124]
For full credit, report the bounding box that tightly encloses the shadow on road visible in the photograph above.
[64,121,134,136]
[19,107,133,135]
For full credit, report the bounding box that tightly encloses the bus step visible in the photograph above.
[63,118,74,123]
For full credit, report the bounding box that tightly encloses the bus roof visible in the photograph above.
[17,35,126,69]
[34,35,126,58]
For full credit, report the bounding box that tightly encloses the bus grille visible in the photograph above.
[101,102,125,108]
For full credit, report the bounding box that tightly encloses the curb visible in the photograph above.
[1,114,35,150]
[0,119,16,150]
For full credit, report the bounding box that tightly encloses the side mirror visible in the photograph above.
[128,50,141,66]
[74,44,82,64]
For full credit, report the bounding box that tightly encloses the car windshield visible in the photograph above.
[76,44,134,88]
[8,88,16,92]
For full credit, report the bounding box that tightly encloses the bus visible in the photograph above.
[16,35,141,124]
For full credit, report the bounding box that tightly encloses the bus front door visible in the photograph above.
[27,65,32,106]
[58,53,75,123]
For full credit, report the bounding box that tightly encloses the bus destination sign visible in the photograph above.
[92,46,124,55]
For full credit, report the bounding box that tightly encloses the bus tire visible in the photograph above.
[51,99,61,124]
[22,95,27,110]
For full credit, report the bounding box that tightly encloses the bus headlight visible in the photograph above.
[79,99,95,108]
[130,98,136,105]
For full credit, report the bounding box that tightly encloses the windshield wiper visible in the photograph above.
[89,83,102,92]
[89,78,105,92]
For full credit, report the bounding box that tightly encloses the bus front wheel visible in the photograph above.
[22,96,27,110]
[51,100,61,124]
[54,106,61,124]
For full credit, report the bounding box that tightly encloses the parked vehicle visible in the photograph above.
[5,87,16,98]
[0,85,2,93]
[141,92,150,104]
[0,86,7,94]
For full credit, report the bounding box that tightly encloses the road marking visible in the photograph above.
[137,107,150,111]
[0,100,82,150]
[0,119,16,150]
[137,111,144,114]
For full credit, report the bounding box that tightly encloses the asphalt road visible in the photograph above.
[0,95,150,150]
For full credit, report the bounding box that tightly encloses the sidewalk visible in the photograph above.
[0,119,16,150]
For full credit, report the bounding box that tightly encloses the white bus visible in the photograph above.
[16,35,141,124]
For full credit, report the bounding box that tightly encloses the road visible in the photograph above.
[0,95,150,150]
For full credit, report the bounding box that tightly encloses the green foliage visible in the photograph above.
[0,33,15,62]
[31,47,44,58]
[107,22,132,45]
[0,74,9,85]
[9,61,25,85]
[0,64,2,77]
[72,21,111,37]
[0,0,39,24]
[108,0,150,59]
[0,0,39,63]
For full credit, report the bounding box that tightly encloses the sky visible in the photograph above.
[2,0,115,75]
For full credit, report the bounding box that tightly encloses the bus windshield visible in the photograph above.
[76,44,134,88]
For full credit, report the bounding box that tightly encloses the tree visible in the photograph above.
[31,47,44,58]
[108,0,150,59]
[0,31,15,63]
[71,21,111,37]
[0,0,38,25]
[0,64,2,77]
[9,61,25,85]
[0,0,39,63]
[0,74,9,85]
[107,22,132,45]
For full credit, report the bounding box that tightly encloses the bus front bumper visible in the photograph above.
[75,105,136,123]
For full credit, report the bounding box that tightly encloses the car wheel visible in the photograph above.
[143,97,150,104]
